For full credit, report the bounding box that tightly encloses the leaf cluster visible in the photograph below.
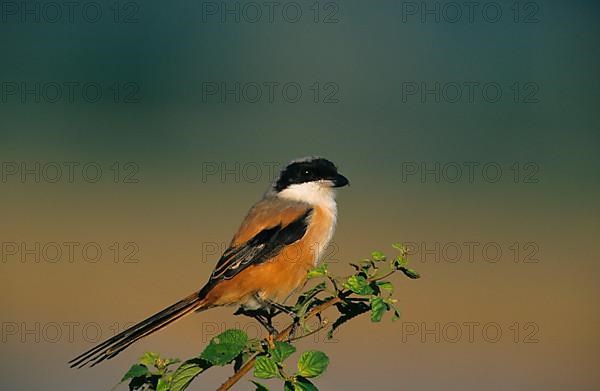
[253,341,329,391]
[118,244,419,391]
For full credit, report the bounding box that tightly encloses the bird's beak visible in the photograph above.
[331,173,349,188]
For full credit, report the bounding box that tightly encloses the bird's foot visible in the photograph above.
[235,306,279,336]
[287,316,301,341]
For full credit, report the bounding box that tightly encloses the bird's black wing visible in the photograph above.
[204,208,312,290]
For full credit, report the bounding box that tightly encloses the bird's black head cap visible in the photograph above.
[274,157,349,192]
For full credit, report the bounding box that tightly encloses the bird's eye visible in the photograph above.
[302,169,310,175]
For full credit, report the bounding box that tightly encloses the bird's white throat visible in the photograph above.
[277,181,337,212]
[277,181,338,266]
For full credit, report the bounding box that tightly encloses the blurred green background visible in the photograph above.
[1,0,599,390]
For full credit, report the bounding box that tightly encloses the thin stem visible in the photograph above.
[215,295,343,391]
[328,275,340,292]
[215,268,398,391]
[370,270,395,283]
[289,319,329,343]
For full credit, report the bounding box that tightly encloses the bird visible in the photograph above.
[69,156,349,368]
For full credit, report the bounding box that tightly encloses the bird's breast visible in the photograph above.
[305,203,337,266]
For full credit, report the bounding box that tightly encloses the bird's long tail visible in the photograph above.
[69,291,209,368]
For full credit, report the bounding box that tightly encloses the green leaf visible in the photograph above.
[295,377,319,391]
[170,358,211,391]
[121,364,149,382]
[343,275,374,295]
[371,251,386,261]
[293,282,326,314]
[139,352,160,368]
[376,281,394,291]
[297,351,329,378]
[270,341,296,364]
[394,255,409,267]
[399,266,421,279]
[392,243,405,251]
[200,329,248,366]
[254,356,280,379]
[370,297,387,322]
[284,381,295,391]
[307,263,328,279]
[156,377,169,391]
[251,380,270,391]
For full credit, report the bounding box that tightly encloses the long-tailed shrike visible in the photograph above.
[70,157,348,367]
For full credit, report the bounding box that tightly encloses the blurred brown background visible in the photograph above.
[1,0,599,390]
